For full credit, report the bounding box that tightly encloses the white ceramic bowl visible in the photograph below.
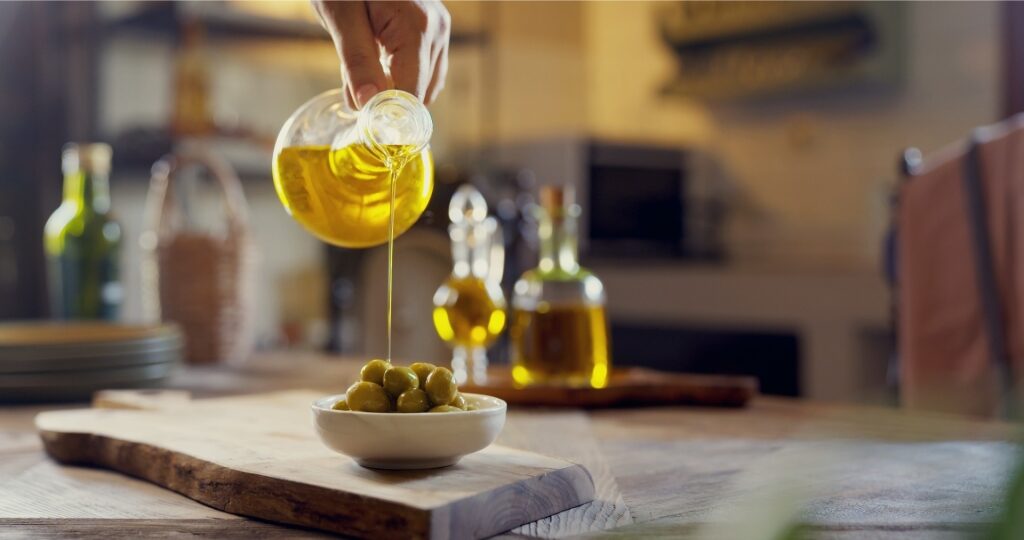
[312,393,507,469]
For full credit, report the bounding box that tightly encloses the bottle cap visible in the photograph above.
[62,143,112,176]
[539,185,575,216]
[449,184,488,225]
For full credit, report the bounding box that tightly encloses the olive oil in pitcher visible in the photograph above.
[272,143,432,249]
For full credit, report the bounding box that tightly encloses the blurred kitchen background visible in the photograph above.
[0,1,1012,403]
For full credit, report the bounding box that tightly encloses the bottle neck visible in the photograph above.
[63,169,111,213]
[538,211,579,276]
[450,226,492,280]
[450,227,471,278]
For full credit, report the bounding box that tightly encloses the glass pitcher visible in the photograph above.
[272,89,434,248]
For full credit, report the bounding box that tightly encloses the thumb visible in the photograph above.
[318,1,388,108]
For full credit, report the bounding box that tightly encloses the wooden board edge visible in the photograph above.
[37,426,597,540]
[37,429,431,539]
[463,369,759,409]
[435,462,596,539]
[0,518,330,538]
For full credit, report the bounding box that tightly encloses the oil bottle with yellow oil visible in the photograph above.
[432,185,506,384]
[273,89,433,362]
[510,186,610,388]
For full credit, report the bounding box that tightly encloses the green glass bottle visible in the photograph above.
[44,143,122,319]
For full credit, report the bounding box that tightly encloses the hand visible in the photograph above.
[312,0,451,108]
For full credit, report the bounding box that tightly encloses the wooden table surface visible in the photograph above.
[1,352,1019,539]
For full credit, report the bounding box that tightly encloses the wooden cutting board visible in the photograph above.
[463,367,757,408]
[35,390,595,539]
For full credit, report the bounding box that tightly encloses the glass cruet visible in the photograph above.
[510,186,611,388]
[432,185,507,384]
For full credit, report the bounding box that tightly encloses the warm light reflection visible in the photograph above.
[487,310,506,335]
[590,361,608,389]
[432,307,454,342]
[590,305,610,388]
[512,365,531,388]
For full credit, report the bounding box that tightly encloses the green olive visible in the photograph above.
[429,405,462,413]
[360,359,390,385]
[425,367,457,406]
[449,393,467,410]
[345,381,390,412]
[331,397,350,411]
[383,366,419,398]
[410,362,437,387]
[396,389,430,413]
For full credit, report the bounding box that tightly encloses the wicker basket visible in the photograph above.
[141,150,257,365]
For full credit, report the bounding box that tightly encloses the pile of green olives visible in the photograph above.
[332,359,472,413]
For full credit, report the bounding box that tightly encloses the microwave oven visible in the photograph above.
[492,138,723,260]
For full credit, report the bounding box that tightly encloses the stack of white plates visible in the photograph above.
[0,322,183,403]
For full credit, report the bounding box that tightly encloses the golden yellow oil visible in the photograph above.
[433,276,506,348]
[510,304,609,388]
[275,143,430,361]
[272,144,433,248]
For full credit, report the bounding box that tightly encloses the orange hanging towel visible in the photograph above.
[899,116,1024,416]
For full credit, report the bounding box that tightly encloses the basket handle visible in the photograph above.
[144,148,249,238]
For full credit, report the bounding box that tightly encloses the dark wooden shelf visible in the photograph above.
[108,127,273,182]
[101,1,489,47]
[102,1,329,42]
